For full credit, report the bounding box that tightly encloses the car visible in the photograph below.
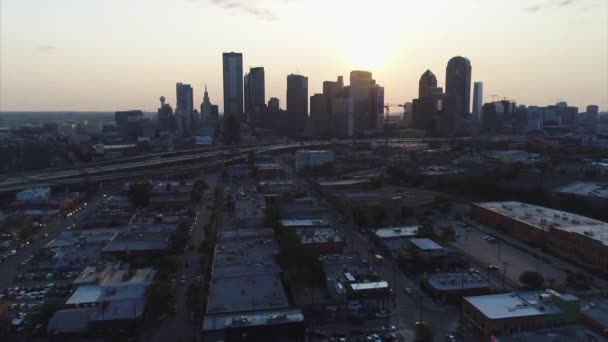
[179,278,185,285]
[403,287,413,295]
[488,265,500,272]
[446,334,458,342]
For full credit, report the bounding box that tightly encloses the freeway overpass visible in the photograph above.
[0,136,526,194]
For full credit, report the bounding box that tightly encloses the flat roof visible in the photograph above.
[464,290,573,320]
[374,226,419,239]
[298,228,343,244]
[350,281,389,291]
[410,238,443,251]
[281,218,330,228]
[428,272,489,291]
[202,308,304,331]
[582,302,608,327]
[493,325,604,342]
[475,201,608,247]
[206,273,289,314]
[48,308,94,334]
[554,181,608,199]
[318,179,369,186]
[66,285,104,305]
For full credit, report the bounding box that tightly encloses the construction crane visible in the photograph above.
[384,103,405,123]
[489,94,499,102]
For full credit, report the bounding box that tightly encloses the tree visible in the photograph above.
[372,205,387,226]
[34,298,64,330]
[414,321,433,342]
[519,270,545,289]
[190,179,209,203]
[128,180,153,208]
[145,282,176,319]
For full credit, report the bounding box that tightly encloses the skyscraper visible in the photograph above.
[200,85,219,138]
[268,97,280,111]
[419,70,438,99]
[349,70,384,134]
[222,52,243,117]
[287,74,308,123]
[244,67,265,122]
[445,56,472,115]
[310,93,329,136]
[473,82,483,121]
[176,82,193,134]
[157,96,175,132]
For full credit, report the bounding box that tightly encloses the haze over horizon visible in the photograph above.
[1,0,607,112]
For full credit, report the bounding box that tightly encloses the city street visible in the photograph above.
[151,173,218,342]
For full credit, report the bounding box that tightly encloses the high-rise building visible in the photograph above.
[473,82,483,121]
[286,74,308,133]
[157,96,175,132]
[244,67,265,121]
[200,85,220,138]
[323,76,344,114]
[349,70,384,135]
[176,82,193,134]
[222,52,243,117]
[268,97,280,111]
[419,70,438,99]
[310,93,329,136]
[445,56,472,115]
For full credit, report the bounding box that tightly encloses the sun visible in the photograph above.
[345,29,394,70]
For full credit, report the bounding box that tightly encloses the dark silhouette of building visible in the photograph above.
[244,67,265,123]
[175,82,193,135]
[268,97,280,111]
[473,82,483,121]
[157,96,175,132]
[286,74,308,134]
[419,69,438,99]
[200,85,220,138]
[222,52,243,117]
[115,110,143,138]
[310,93,330,136]
[349,70,384,135]
[445,56,472,115]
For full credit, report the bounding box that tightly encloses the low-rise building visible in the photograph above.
[317,179,371,191]
[491,324,604,342]
[372,226,419,255]
[472,201,608,274]
[295,149,335,173]
[16,187,51,201]
[581,301,608,338]
[462,290,581,341]
[553,181,608,208]
[255,162,286,179]
[298,228,344,255]
[425,272,489,304]
[280,218,330,230]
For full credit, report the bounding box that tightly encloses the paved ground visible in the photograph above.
[150,173,218,342]
[0,189,112,292]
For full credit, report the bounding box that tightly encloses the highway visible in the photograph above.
[0,136,526,193]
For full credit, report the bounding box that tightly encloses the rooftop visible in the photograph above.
[475,201,608,247]
[410,238,443,251]
[428,272,489,291]
[374,226,420,239]
[493,325,604,342]
[318,179,370,187]
[464,290,576,320]
[298,228,343,244]
[554,181,608,199]
[203,308,304,331]
[582,301,608,327]
[206,273,288,314]
[281,218,330,229]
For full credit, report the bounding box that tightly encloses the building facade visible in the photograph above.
[286,74,308,133]
[473,81,483,121]
[175,83,193,135]
[244,67,265,123]
[222,52,243,117]
[445,56,472,116]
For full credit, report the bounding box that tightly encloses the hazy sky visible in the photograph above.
[1,0,607,112]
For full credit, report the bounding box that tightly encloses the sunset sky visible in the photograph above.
[1,0,607,112]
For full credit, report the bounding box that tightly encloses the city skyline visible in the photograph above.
[1,0,607,112]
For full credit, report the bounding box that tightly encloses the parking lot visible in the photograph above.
[451,220,568,288]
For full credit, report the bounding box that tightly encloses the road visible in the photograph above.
[0,137,519,193]
[0,190,111,291]
[151,173,218,342]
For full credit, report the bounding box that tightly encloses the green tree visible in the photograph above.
[34,298,64,330]
[414,321,434,342]
[145,282,176,319]
[128,180,153,208]
[190,179,209,203]
[520,270,545,289]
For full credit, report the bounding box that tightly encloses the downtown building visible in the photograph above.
[471,201,608,274]
[286,73,308,135]
[199,85,220,141]
[175,82,194,135]
[244,66,266,125]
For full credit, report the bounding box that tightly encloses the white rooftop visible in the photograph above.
[554,182,608,199]
[465,290,574,320]
[374,226,420,239]
[281,218,330,228]
[476,201,608,247]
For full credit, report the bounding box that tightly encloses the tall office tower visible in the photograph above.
[157,96,175,132]
[268,97,280,111]
[473,82,483,121]
[310,93,330,136]
[175,82,193,134]
[323,76,344,114]
[587,105,600,125]
[445,56,472,115]
[200,85,220,138]
[244,67,265,117]
[286,74,308,133]
[349,70,384,134]
[419,70,438,99]
[222,52,243,117]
